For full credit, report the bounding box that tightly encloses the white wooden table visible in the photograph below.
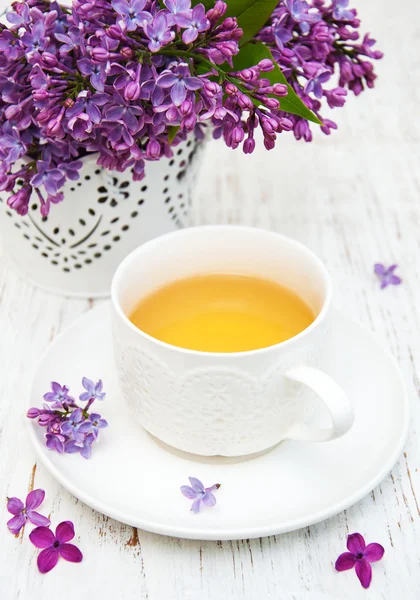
[1,0,420,597]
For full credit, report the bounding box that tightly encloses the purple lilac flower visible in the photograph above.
[79,378,106,402]
[29,521,83,574]
[0,0,382,216]
[335,533,385,589]
[164,0,191,25]
[332,0,354,22]
[61,408,85,442]
[29,378,108,459]
[7,490,51,534]
[65,433,95,459]
[78,413,108,439]
[181,477,221,513]
[176,4,210,45]
[31,162,65,196]
[305,71,331,99]
[112,0,152,32]
[285,0,320,34]
[374,264,402,289]
[21,20,48,54]
[43,382,74,406]
[157,64,203,106]
[77,58,109,92]
[145,13,175,53]
[0,128,27,163]
[45,433,66,454]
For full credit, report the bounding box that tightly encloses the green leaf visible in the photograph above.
[230,42,322,124]
[193,0,277,45]
[168,126,180,144]
[236,0,279,46]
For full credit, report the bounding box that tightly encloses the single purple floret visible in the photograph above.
[29,521,83,574]
[164,0,191,25]
[145,13,175,53]
[7,489,51,535]
[180,477,221,513]
[332,0,354,21]
[285,0,320,34]
[45,432,66,454]
[112,0,152,32]
[305,70,331,99]
[78,412,108,439]
[31,162,65,196]
[43,381,74,406]
[65,433,95,459]
[60,407,85,443]
[77,58,109,92]
[157,63,203,107]
[176,4,210,45]
[374,264,402,289]
[79,377,106,402]
[335,532,385,589]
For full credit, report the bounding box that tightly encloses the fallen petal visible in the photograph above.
[180,485,197,500]
[347,533,366,555]
[364,543,385,563]
[7,497,24,516]
[37,547,59,574]
[201,491,216,507]
[25,489,45,511]
[60,543,83,563]
[56,521,75,543]
[355,559,372,589]
[335,552,356,571]
[27,511,51,528]
[374,264,385,276]
[29,526,55,549]
[188,477,205,493]
[191,497,201,513]
[7,514,26,535]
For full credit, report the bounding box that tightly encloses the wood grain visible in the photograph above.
[1,0,420,597]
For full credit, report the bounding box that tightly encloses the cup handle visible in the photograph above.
[285,365,354,442]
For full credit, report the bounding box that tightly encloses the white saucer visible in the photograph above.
[28,304,409,540]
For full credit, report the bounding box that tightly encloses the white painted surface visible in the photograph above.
[1,0,420,597]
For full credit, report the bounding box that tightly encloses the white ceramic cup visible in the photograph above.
[111,226,354,457]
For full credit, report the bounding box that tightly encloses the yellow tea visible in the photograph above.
[129,274,315,353]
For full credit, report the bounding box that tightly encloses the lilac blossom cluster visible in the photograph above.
[0,0,382,217]
[259,0,383,140]
[27,378,108,459]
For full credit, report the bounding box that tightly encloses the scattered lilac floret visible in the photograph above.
[7,489,50,534]
[335,533,385,589]
[374,264,402,289]
[181,477,221,513]
[29,521,83,574]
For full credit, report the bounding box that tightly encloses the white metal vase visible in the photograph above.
[0,137,202,297]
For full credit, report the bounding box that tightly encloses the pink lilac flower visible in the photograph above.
[335,533,385,589]
[29,521,83,574]
[7,490,51,534]
[181,477,221,513]
[374,264,402,289]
